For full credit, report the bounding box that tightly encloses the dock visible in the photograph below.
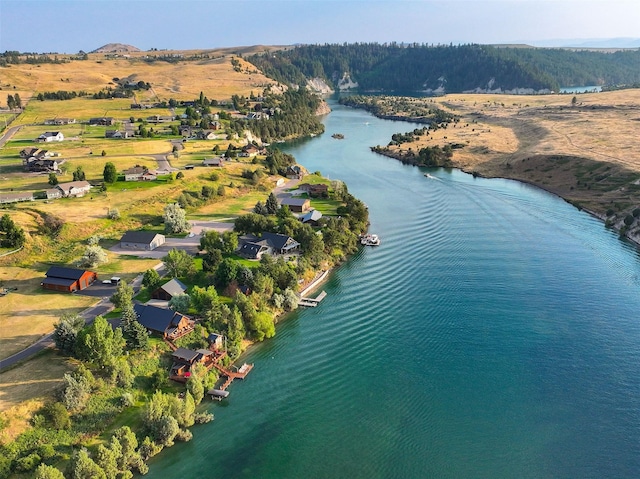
[298,290,327,307]
[212,362,254,392]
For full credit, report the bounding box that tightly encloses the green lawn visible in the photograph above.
[309,198,342,215]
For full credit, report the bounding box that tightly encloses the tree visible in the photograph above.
[0,213,26,248]
[48,173,58,185]
[80,244,108,267]
[103,162,117,183]
[265,192,279,214]
[214,257,237,288]
[13,93,21,109]
[107,208,120,220]
[571,95,578,106]
[142,268,161,292]
[76,316,125,369]
[53,313,85,356]
[60,366,94,411]
[34,464,65,479]
[163,203,190,234]
[121,304,149,350]
[190,285,219,315]
[44,402,71,430]
[162,248,194,278]
[72,166,86,181]
[110,280,134,309]
[202,248,223,272]
[101,150,107,156]
[6,94,15,110]
[168,293,190,314]
[69,449,107,479]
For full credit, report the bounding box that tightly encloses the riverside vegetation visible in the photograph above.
[0,48,365,478]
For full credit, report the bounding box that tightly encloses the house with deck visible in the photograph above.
[237,232,300,259]
[133,303,194,340]
[169,347,216,382]
[41,266,97,292]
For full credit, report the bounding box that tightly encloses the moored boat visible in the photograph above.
[360,233,380,246]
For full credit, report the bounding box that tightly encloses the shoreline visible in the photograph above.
[457,166,640,250]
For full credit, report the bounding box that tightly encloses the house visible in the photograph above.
[208,333,224,350]
[179,126,194,137]
[105,130,132,139]
[152,278,187,301]
[41,266,97,292]
[237,232,300,259]
[286,165,303,179]
[89,117,115,126]
[42,188,63,200]
[280,197,311,213]
[202,157,224,167]
[299,209,323,226]
[197,130,219,140]
[119,230,165,250]
[299,183,329,198]
[56,181,91,197]
[36,131,64,143]
[44,118,75,125]
[170,347,216,381]
[25,158,59,172]
[133,303,194,339]
[146,115,174,123]
[20,147,43,159]
[123,166,149,181]
[0,192,35,204]
[239,144,260,158]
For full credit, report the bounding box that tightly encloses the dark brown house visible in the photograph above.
[42,266,97,292]
[151,278,187,301]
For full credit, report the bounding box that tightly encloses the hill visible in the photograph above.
[91,43,142,53]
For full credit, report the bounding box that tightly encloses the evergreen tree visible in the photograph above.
[103,162,117,183]
[53,313,85,356]
[265,192,279,215]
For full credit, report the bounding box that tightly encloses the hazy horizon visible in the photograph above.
[1,0,639,54]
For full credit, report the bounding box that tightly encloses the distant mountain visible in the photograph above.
[91,43,141,54]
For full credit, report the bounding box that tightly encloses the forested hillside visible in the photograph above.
[248,43,640,93]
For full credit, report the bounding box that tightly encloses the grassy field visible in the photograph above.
[2,50,278,103]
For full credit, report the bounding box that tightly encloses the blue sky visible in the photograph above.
[1,0,639,53]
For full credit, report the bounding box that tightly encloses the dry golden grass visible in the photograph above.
[0,351,73,413]
[0,267,97,359]
[3,49,277,103]
[425,90,640,174]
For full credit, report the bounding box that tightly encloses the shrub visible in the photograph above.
[624,214,635,226]
[107,208,120,220]
[175,429,193,442]
[14,453,41,473]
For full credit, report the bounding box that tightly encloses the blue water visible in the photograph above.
[147,99,640,478]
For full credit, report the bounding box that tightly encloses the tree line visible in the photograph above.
[249,43,640,93]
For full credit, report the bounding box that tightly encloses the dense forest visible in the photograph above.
[248,43,640,93]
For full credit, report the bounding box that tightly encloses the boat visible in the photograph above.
[331,133,344,139]
[360,233,381,246]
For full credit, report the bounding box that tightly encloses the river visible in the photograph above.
[146,98,640,478]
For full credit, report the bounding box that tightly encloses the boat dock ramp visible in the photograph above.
[212,361,254,393]
[298,290,327,307]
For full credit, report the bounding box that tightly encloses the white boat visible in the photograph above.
[360,234,380,246]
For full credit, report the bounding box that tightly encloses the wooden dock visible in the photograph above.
[298,290,327,307]
[213,362,254,391]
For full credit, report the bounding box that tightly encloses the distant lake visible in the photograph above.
[146,98,640,479]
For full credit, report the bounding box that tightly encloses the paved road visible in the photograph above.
[0,125,22,148]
